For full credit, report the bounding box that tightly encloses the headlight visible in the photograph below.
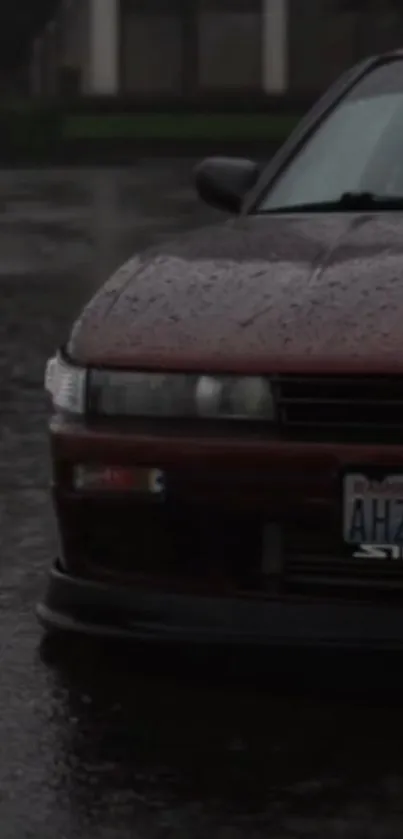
[45,353,87,414]
[196,375,274,419]
[88,371,275,421]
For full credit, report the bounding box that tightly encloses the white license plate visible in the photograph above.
[343,473,403,545]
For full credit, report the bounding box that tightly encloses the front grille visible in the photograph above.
[276,375,403,441]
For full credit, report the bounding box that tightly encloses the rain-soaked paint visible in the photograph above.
[69,211,403,373]
[3,165,403,838]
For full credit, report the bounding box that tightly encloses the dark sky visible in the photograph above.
[0,0,59,74]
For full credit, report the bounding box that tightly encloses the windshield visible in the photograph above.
[258,60,403,212]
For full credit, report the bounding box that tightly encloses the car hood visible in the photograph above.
[69,212,403,374]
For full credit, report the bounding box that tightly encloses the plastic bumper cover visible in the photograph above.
[36,561,403,650]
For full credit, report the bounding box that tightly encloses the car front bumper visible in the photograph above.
[37,560,403,650]
[42,415,403,649]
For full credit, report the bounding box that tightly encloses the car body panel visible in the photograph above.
[69,213,403,373]
[50,415,403,473]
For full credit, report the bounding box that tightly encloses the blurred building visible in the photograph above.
[30,0,403,98]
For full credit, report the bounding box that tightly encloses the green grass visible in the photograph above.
[64,112,301,142]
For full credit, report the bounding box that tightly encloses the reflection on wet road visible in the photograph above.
[1,162,403,838]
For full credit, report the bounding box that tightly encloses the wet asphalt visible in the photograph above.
[2,162,403,838]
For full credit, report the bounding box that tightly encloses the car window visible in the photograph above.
[258,61,403,211]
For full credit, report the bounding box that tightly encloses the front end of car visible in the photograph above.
[38,349,403,649]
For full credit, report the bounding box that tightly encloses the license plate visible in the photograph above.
[343,473,403,545]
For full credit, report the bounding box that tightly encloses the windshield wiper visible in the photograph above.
[260,191,403,214]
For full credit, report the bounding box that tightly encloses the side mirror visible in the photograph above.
[194,157,260,214]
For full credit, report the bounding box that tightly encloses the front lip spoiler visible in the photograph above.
[36,561,403,651]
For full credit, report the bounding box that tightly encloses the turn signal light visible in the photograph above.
[73,465,165,494]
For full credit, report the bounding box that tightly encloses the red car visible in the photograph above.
[39,52,403,649]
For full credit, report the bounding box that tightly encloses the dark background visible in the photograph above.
[1,0,402,80]
[0,0,58,76]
